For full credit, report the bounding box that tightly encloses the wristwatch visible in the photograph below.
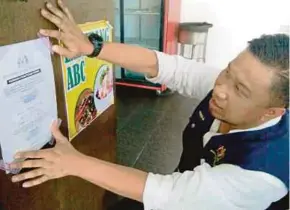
[87,33,104,58]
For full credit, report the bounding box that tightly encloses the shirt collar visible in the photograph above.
[229,116,282,133]
[210,116,282,134]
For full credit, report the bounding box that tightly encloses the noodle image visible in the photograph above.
[75,89,97,131]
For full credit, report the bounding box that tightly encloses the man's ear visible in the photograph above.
[261,107,285,121]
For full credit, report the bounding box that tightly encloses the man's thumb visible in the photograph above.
[50,119,67,143]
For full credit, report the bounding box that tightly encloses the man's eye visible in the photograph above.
[235,85,248,98]
[235,85,240,91]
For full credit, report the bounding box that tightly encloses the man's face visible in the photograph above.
[210,50,275,129]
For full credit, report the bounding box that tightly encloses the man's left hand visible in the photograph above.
[10,120,84,188]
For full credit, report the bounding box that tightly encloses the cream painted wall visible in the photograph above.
[180,0,290,69]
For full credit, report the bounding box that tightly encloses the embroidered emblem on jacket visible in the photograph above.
[210,145,226,166]
[199,111,205,121]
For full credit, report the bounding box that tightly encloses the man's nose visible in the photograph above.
[213,85,227,100]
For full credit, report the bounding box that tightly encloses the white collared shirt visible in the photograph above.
[142,51,288,210]
[203,116,282,147]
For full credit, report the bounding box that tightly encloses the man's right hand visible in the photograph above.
[40,0,94,58]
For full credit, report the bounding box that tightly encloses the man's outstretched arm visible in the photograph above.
[41,0,221,100]
[10,123,287,209]
[10,120,148,202]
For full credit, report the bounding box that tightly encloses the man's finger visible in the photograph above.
[39,29,62,40]
[57,0,75,22]
[12,168,45,183]
[46,2,65,19]
[22,175,50,188]
[13,149,51,160]
[51,120,67,143]
[51,45,77,58]
[10,159,50,170]
[41,9,64,30]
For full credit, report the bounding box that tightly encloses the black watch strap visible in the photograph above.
[87,33,104,58]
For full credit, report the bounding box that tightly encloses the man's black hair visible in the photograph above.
[248,34,289,107]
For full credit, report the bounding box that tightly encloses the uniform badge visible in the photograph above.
[210,145,226,166]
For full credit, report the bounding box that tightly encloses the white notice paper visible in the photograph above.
[0,37,57,168]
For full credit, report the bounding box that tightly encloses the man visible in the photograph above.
[9,1,289,209]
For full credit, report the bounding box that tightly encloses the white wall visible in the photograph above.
[181,0,290,69]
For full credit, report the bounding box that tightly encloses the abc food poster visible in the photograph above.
[60,20,114,140]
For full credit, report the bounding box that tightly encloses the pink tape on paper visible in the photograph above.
[37,32,54,55]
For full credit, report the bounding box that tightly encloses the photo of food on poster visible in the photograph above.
[60,20,114,140]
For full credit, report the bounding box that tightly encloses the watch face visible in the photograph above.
[89,33,103,42]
